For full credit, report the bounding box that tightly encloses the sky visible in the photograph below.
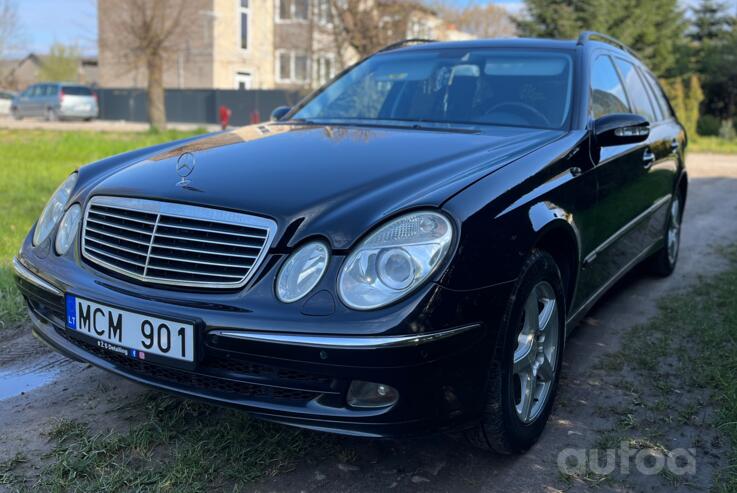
[12,0,710,58]
[12,0,524,57]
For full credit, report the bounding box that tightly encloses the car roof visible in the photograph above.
[383,37,580,54]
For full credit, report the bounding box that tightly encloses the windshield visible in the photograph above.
[293,49,574,130]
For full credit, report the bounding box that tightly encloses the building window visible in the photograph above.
[316,0,332,25]
[407,18,432,39]
[277,0,308,21]
[315,54,335,85]
[277,50,309,84]
[294,54,308,82]
[235,72,252,90]
[239,0,249,50]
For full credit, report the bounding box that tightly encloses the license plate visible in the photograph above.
[65,295,194,364]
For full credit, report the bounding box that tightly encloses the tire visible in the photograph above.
[647,191,683,277]
[466,249,566,454]
[45,107,58,121]
[11,108,21,120]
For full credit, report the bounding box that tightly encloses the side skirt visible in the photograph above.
[564,239,662,336]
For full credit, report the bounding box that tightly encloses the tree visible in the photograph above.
[0,0,22,60]
[690,0,733,44]
[40,43,81,82]
[688,0,736,121]
[99,0,197,131]
[699,30,737,119]
[517,0,687,76]
[431,2,515,39]
[327,0,417,60]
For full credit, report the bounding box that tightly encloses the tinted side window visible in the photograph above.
[62,86,92,96]
[591,56,629,118]
[643,71,672,120]
[46,85,59,96]
[614,58,656,122]
[637,68,663,121]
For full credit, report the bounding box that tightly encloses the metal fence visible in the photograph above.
[97,88,306,126]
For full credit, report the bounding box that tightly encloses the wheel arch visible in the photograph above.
[528,209,581,314]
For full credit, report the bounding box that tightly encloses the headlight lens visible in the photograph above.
[276,241,330,303]
[338,211,453,310]
[33,173,78,246]
[55,204,82,255]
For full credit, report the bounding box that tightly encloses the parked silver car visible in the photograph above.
[11,83,98,121]
[0,91,15,115]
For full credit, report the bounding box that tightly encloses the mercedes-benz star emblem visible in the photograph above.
[176,152,195,187]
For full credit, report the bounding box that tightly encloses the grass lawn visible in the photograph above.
[597,248,737,490]
[690,136,737,154]
[0,129,203,327]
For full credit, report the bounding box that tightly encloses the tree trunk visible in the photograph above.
[147,53,166,131]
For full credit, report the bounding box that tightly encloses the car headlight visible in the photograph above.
[33,173,78,246]
[55,204,82,255]
[338,211,453,310]
[276,241,330,303]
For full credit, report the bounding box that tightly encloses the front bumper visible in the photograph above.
[14,254,512,437]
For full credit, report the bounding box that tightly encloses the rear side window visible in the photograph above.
[62,86,93,96]
[591,56,629,118]
[642,71,673,120]
[613,58,656,123]
[45,85,59,96]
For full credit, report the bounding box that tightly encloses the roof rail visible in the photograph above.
[577,31,639,58]
[376,38,437,53]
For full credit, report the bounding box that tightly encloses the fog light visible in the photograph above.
[347,380,399,408]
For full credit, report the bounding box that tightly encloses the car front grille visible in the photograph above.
[82,196,276,289]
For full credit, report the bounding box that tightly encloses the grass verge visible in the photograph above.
[690,136,737,154]
[5,393,336,492]
[0,129,203,327]
[597,248,737,490]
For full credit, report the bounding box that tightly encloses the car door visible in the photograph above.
[613,58,678,253]
[29,84,47,116]
[16,86,35,116]
[585,54,652,287]
[639,68,682,247]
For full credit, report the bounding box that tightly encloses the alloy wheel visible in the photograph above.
[512,281,559,424]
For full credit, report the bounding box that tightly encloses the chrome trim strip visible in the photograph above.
[12,257,63,296]
[583,194,671,265]
[82,196,277,289]
[210,323,480,349]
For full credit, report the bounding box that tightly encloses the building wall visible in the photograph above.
[211,0,275,89]
[98,0,216,89]
[96,0,474,91]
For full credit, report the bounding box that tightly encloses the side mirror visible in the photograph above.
[594,113,650,147]
[270,106,291,121]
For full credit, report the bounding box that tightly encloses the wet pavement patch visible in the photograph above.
[0,354,75,400]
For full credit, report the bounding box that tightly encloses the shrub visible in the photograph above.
[719,120,737,140]
[697,114,721,136]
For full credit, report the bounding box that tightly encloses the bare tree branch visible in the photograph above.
[0,0,23,60]
[99,0,197,130]
[429,1,516,39]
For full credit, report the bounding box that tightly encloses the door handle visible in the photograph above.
[642,149,656,168]
[670,139,679,154]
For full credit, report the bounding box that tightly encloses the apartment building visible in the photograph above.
[98,0,472,91]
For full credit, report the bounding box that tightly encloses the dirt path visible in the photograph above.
[1,153,736,492]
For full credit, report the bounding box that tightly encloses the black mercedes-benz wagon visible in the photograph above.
[14,32,686,453]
